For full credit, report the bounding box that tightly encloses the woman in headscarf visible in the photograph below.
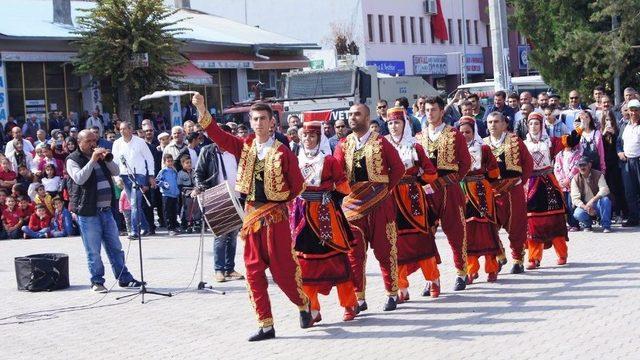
[457,116,503,284]
[524,112,569,269]
[289,113,358,323]
[385,107,440,302]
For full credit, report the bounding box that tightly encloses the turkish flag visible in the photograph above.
[431,0,448,42]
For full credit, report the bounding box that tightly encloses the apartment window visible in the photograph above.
[430,21,436,43]
[474,20,479,44]
[457,19,462,44]
[389,16,395,43]
[466,19,471,44]
[367,14,374,42]
[410,17,416,43]
[486,24,491,47]
[447,19,453,44]
[419,17,425,43]
[378,15,385,42]
[400,16,406,43]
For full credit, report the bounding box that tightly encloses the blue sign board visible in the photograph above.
[366,61,406,76]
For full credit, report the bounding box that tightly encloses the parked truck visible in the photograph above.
[282,65,439,123]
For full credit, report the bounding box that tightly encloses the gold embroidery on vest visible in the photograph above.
[235,142,257,195]
[364,133,389,183]
[342,135,357,182]
[418,126,458,171]
[484,134,522,173]
[263,141,290,201]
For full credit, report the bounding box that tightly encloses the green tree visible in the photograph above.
[509,0,640,100]
[73,0,186,123]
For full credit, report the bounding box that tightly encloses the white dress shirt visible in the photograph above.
[112,135,156,176]
[622,122,640,158]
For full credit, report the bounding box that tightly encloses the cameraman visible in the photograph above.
[66,129,143,293]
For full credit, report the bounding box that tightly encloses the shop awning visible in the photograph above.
[170,62,214,85]
[186,52,310,70]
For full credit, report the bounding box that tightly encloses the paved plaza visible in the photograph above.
[1,227,639,359]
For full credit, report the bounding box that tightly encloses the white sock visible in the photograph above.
[262,326,273,332]
[311,310,319,318]
[358,299,365,306]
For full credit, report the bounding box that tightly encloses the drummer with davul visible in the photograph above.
[66,130,143,293]
[193,128,245,283]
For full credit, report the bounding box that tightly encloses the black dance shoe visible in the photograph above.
[248,327,276,342]
[383,296,397,311]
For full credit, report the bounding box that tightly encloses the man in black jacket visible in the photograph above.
[66,130,143,293]
[194,139,244,283]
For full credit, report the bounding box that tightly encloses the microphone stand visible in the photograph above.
[116,156,172,303]
[195,194,225,295]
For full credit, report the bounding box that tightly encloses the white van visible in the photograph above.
[452,75,552,106]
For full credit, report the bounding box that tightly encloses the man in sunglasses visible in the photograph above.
[329,118,349,153]
[372,100,390,135]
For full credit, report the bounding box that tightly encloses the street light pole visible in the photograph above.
[461,0,468,85]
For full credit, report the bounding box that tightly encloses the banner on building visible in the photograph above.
[518,45,530,70]
[170,96,182,127]
[0,61,7,123]
[366,61,406,76]
[465,54,484,74]
[413,55,448,75]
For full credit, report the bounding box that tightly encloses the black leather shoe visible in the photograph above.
[421,283,430,297]
[510,263,525,274]
[622,220,639,227]
[299,309,313,329]
[248,327,276,342]
[454,276,466,291]
[383,296,397,311]
[357,300,368,312]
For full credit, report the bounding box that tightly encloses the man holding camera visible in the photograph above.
[67,129,143,293]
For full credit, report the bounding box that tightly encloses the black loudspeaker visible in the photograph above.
[14,253,70,292]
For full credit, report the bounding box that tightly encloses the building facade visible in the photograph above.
[0,0,317,126]
[188,0,533,93]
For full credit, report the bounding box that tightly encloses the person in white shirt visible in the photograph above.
[112,122,156,238]
[4,127,35,156]
[617,99,640,226]
[85,110,104,137]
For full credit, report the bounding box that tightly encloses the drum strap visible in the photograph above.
[217,149,228,181]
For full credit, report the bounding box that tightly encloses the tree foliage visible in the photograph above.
[73,0,187,121]
[509,0,640,99]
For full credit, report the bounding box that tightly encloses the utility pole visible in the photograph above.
[461,0,468,84]
[612,14,621,105]
[488,0,510,92]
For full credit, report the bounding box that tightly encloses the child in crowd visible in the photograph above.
[177,156,201,233]
[17,195,35,225]
[34,184,54,215]
[50,197,75,237]
[119,190,132,236]
[42,164,62,198]
[2,196,23,239]
[38,147,64,177]
[16,164,34,190]
[0,157,17,194]
[31,144,46,176]
[156,154,180,236]
[21,204,52,239]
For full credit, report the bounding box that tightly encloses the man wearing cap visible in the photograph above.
[484,111,533,274]
[617,98,640,227]
[334,103,405,311]
[193,94,312,342]
[571,156,612,232]
[416,96,472,291]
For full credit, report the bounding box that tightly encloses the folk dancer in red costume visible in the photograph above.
[457,116,502,284]
[523,112,570,269]
[290,112,359,323]
[484,111,534,274]
[416,96,472,291]
[333,103,405,312]
[192,94,311,342]
[384,107,440,302]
